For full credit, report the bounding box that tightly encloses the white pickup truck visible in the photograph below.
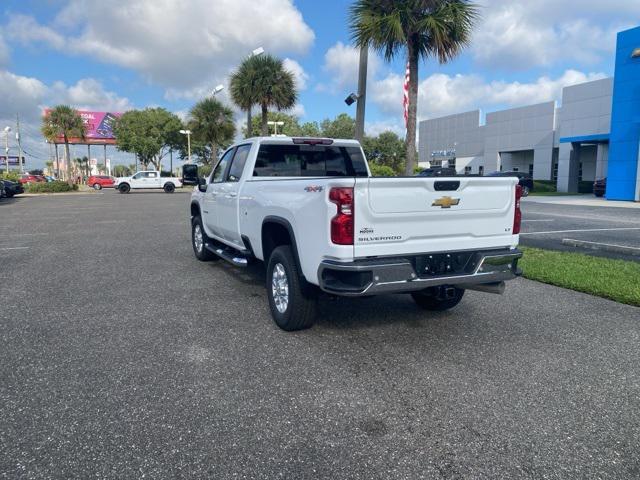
[115,170,182,193]
[190,137,522,331]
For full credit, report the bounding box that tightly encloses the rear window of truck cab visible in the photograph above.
[253,144,368,177]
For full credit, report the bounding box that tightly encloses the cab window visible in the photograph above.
[212,148,236,183]
[227,144,252,182]
[146,171,158,178]
[132,172,143,179]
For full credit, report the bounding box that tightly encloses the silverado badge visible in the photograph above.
[432,196,460,208]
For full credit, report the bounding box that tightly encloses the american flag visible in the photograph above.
[403,61,410,128]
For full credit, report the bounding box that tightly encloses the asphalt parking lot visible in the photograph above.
[1,191,640,479]
[521,197,640,261]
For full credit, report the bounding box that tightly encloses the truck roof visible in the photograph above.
[243,136,362,147]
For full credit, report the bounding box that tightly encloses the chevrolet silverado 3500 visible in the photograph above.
[190,137,522,331]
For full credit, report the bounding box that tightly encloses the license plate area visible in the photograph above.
[413,251,478,278]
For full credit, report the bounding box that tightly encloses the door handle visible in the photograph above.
[228,192,238,198]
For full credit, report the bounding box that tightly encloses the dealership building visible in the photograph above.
[418,26,640,201]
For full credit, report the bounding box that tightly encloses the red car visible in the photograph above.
[18,174,46,184]
[87,175,115,190]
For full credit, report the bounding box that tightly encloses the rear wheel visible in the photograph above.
[93,183,102,190]
[191,215,217,261]
[411,287,465,311]
[164,182,175,193]
[119,183,130,194]
[266,245,317,331]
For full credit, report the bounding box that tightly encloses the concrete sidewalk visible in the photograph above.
[523,194,639,209]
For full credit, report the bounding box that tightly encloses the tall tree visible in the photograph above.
[230,55,260,138]
[320,113,356,139]
[350,0,478,174]
[113,108,183,170]
[249,54,297,136]
[41,105,86,183]
[187,98,235,165]
[362,131,406,174]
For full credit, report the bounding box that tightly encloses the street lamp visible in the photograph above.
[267,121,284,136]
[4,126,11,174]
[212,84,224,96]
[179,129,192,164]
[252,47,265,57]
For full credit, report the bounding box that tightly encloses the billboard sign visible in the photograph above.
[0,155,25,166]
[44,110,123,145]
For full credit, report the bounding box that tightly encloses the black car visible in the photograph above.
[417,167,458,177]
[1,179,24,197]
[593,178,606,197]
[0,181,5,199]
[486,171,534,195]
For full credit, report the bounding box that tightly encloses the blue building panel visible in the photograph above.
[607,26,640,201]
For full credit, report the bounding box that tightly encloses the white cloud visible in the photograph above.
[6,0,315,99]
[283,58,308,91]
[370,69,607,121]
[0,34,10,67]
[472,0,634,69]
[50,78,133,112]
[319,41,380,93]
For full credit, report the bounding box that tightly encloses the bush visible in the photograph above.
[369,163,396,177]
[533,180,556,193]
[26,181,79,193]
[1,171,20,182]
[198,164,213,178]
[578,181,594,194]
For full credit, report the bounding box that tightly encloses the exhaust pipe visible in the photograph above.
[461,282,505,295]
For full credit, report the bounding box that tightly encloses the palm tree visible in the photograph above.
[230,55,261,138]
[350,0,478,174]
[248,54,297,136]
[42,105,86,182]
[188,97,236,165]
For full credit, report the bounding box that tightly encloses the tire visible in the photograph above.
[266,245,317,331]
[191,215,217,261]
[595,192,604,198]
[411,287,465,311]
[164,182,175,193]
[93,183,102,190]
[119,183,130,194]
[522,186,530,197]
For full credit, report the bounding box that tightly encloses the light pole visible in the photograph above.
[245,47,265,138]
[344,46,368,143]
[267,121,284,136]
[180,129,192,164]
[4,126,11,174]
[212,84,224,96]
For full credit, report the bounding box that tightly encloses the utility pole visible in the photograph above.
[16,114,24,174]
[354,46,368,142]
[4,126,11,174]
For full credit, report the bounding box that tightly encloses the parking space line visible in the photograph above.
[520,227,640,236]
[522,219,555,222]
[0,233,49,237]
[520,211,640,225]
[0,246,30,251]
[562,238,640,256]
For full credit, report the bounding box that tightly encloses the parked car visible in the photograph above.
[0,180,5,199]
[189,136,522,331]
[87,175,115,190]
[114,170,182,193]
[593,178,606,197]
[1,179,24,197]
[417,167,457,177]
[18,174,46,184]
[44,175,56,182]
[486,171,534,196]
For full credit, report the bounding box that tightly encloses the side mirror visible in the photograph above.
[197,177,207,192]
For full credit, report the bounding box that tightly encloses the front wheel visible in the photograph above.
[118,183,130,194]
[191,215,217,261]
[522,186,530,197]
[164,182,175,193]
[411,287,465,311]
[266,245,317,331]
[93,183,102,190]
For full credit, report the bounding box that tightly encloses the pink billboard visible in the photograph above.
[44,109,123,145]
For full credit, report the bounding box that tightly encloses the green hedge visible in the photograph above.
[369,163,396,177]
[533,180,556,192]
[1,172,20,182]
[26,181,79,193]
[578,181,594,194]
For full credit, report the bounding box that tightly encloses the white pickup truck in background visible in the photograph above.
[115,170,182,193]
[189,137,523,331]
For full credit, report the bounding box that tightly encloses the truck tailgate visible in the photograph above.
[353,176,519,258]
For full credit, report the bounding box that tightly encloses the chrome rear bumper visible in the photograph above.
[318,248,522,296]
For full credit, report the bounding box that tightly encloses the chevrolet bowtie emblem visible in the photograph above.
[432,196,460,208]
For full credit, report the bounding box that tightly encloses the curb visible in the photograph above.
[562,238,640,257]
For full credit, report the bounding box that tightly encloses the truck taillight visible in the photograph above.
[513,184,522,235]
[329,187,354,245]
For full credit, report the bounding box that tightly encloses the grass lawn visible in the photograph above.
[519,247,640,307]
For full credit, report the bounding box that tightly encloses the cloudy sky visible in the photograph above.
[0,0,636,169]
